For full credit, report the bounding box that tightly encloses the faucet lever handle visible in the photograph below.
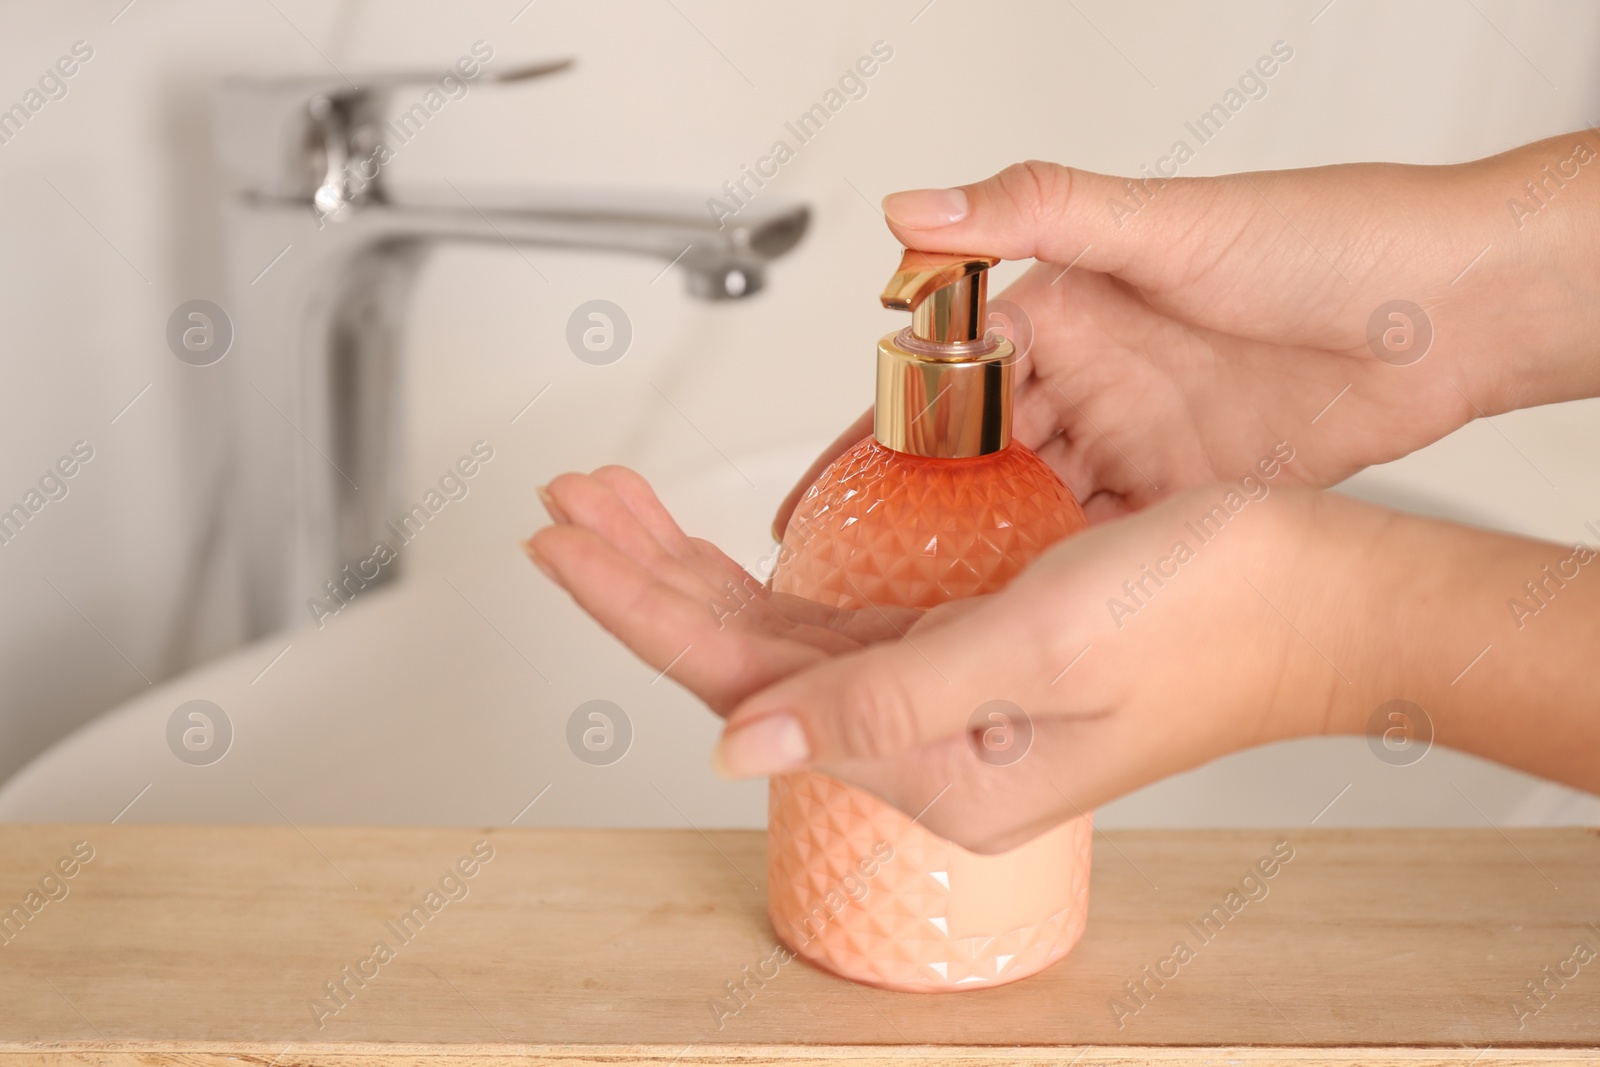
[214,58,575,208]
[334,57,573,97]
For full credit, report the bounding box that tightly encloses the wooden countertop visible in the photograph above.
[1,825,1597,1065]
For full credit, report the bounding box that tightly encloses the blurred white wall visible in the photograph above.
[0,0,1597,824]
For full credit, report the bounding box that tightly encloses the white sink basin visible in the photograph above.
[0,541,778,828]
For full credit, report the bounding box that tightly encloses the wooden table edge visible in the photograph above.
[1,1044,1597,1065]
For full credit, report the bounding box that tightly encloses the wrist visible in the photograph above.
[1454,133,1600,415]
[1238,489,1402,742]
[1275,491,1566,753]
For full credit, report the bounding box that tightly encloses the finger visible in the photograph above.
[586,466,772,603]
[528,524,825,712]
[1030,429,1103,519]
[816,722,1104,854]
[539,472,894,660]
[881,160,1230,287]
[543,472,675,568]
[762,589,922,646]
[772,407,873,540]
[1079,489,1139,525]
[988,262,1057,389]
[529,502,898,679]
[681,547,905,657]
[711,589,1081,776]
[541,472,734,611]
[540,472,785,633]
[688,536,767,587]
[1012,378,1067,453]
[590,465,698,556]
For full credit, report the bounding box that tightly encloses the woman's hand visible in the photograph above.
[527,466,920,718]
[530,465,1374,852]
[532,463,1600,851]
[776,134,1600,536]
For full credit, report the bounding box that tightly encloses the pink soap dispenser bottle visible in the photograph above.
[767,250,1093,992]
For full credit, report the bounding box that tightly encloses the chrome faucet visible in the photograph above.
[213,60,808,636]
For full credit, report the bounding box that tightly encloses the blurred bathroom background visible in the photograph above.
[1,0,1597,828]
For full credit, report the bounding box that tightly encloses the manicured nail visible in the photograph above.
[882,187,968,228]
[523,537,556,581]
[712,714,810,779]
[537,485,570,524]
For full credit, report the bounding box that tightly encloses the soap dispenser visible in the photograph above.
[766,249,1094,992]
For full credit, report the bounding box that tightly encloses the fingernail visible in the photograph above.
[882,187,968,228]
[712,714,810,779]
[537,485,570,524]
[523,537,556,581]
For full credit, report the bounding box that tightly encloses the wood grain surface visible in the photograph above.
[0,825,1596,1065]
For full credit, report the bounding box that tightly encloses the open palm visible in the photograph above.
[529,465,1102,853]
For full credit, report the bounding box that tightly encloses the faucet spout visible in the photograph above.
[347,188,808,299]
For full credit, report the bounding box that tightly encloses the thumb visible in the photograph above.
[881,160,1220,284]
[712,596,1066,777]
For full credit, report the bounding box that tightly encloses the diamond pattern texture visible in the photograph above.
[769,772,1093,992]
[771,437,1088,609]
[768,437,1093,992]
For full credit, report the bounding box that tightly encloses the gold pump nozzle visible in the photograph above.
[880,251,1001,344]
[874,248,1012,458]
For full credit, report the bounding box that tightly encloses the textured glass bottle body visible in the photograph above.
[767,436,1093,992]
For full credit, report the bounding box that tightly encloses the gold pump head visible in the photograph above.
[881,250,1001,344]
[874,248,1013,458]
